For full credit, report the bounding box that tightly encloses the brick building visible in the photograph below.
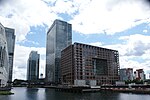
[61,42,120,86]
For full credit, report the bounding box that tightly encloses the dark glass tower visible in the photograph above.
[5,27,15,82]
[27,51,40,81]
[46,19,72,83]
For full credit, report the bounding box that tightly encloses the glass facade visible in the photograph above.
[46,19,72,83]
[120,68,133,81]
[5,27,15,82]
[27,51,39,81]
[0,23,9,87]
[93,58,108,75]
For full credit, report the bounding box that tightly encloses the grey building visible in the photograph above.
[5,27,15,82]
[0,23,9,87]
[46,19,72,83]
[120,68,133,81]
[27,51,40,81]
[61,43,120,85]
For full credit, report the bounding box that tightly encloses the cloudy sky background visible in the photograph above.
[0,0,150,80]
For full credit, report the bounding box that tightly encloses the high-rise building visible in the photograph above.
[120,68,133,81]
[61,42,120,86]
[46,19,72,83]
[0,23,9,87]
[27,51,40,81]
[5,27,15,82]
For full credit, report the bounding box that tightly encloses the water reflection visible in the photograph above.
[44,89,120,100]
[0,87,150,100]
[26,88,38,100]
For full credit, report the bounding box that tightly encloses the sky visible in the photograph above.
[0,0,150,80]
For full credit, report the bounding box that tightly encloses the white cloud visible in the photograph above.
[143,29,148,33]
[1,0,150,42]
[20,39,40,45]
[89,42,103,47]
[70,0,150,35]
[51,0,76,15]
[118,34,150,56]
[0,0,59,41]
[13,44,46,80]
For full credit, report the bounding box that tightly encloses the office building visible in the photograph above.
[46,19,72,83]
[61,42,120,86]
[120,68,133,81]
[134,69,145,81]
[27,51,40,81]
[0,23,9,87]
[5,27,15,82]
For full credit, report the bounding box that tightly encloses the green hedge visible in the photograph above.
[0,91,14,95]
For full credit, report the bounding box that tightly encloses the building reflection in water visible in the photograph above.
[26,88,38,100]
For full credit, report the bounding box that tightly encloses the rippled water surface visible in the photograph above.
[0,87,150,100]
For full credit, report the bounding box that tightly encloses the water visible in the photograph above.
[0,87,150,100]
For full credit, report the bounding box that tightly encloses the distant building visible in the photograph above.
[61,42,120,86]
[27,51,40,81]
[0,23,9,87]
[46,19,72,83]
[134,69,145,81]
[5,27,15,82]
[120,68,133,81]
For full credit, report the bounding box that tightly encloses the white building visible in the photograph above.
[0,23,9,87]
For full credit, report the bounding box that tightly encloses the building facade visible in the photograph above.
[0,23,9,87]
[27,51,40,81]
[5,27,15,82]
[61,43,120,86]
[134,69,145,81]
[120,68,133,81]
[46,19,72,83]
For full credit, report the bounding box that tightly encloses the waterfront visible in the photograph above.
[0,87,150,100]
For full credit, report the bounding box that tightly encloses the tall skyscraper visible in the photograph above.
[46,19,72,83]
[27,51,40,81]
[0,23,9,87]
[61,43,120,85]
[5,27,15,82]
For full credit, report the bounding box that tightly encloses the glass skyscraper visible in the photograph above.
[0,23,9,87]
[46,19,72,83]
[27,51,40,81]
[5,27,15,82]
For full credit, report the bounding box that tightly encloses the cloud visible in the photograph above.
[70,0,150,35]
[20,39,40,46]
[0,0,59,41]
[13,44,46,80]
[89,42,103,47]
[143,29,148,33]
[119,34,150,57]
[1,0,150,42]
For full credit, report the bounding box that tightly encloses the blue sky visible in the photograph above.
[0,0,150,80]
